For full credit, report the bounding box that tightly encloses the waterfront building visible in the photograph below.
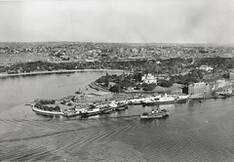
[142,73,157,84]
[188,82,210,98]
[188,79,232,98]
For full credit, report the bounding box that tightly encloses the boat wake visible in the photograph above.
[0,118,139,161]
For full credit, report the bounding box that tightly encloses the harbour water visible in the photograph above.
[0,72,234,161]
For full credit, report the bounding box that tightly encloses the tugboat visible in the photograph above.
[140,108,169,119]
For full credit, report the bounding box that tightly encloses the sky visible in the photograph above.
[0,0,234,44]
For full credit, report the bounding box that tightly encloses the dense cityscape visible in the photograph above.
[1,42,234,65]
[1,42,234,100]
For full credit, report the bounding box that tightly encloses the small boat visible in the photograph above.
[140,109,169,119]
[115,105,128,111]
[100,108,115,114]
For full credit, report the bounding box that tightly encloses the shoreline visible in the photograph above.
[0,69,124,78]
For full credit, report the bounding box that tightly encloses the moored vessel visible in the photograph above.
[80,107,101,118]
[142,94,175,106]
[128,98,145,105]
[115,104,128,111]
[140,109,169,119]
[175,95,189,103]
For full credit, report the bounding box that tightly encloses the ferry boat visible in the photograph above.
[140,109,169,119]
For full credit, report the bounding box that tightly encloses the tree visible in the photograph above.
[54,106,61,112]
[223,73,230,79]
[104,78,109,87]
[109,85,120,93]
[133,72,142,82]
[142,83,157,91]
[158,80,173,87]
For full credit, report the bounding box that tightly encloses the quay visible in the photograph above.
[30,93,190,119]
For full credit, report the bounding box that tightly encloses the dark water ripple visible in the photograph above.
[0,118,140,161]
[0,101,234,161]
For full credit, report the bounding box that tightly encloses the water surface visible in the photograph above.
[0,72,234,162]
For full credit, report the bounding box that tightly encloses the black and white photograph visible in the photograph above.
[0,0,234,161]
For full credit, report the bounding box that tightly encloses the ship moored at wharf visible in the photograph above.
[129,94,189,106]
[31,94,190,118]
[142,95,175,107]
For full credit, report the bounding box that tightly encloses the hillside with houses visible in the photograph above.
[1,42,234,99]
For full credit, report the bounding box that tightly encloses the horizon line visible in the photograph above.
[0,41,234,47]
